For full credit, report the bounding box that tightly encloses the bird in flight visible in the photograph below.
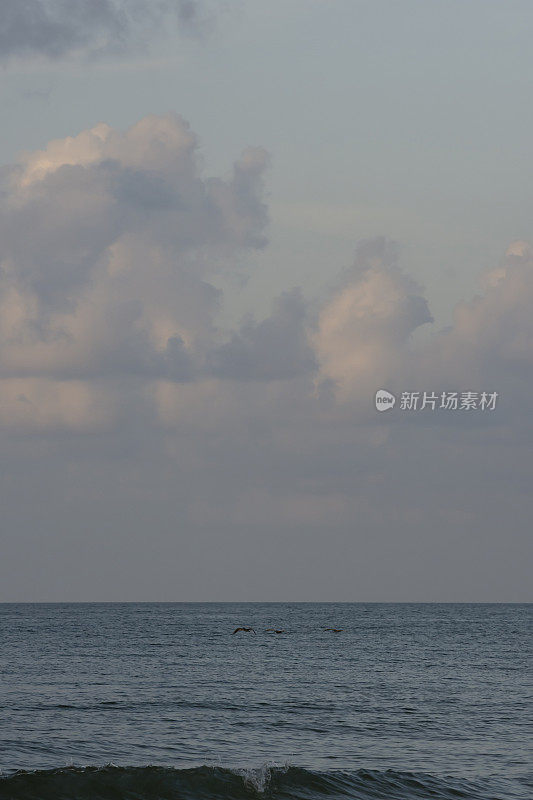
[324,628,343,632]
[232,627,256,634]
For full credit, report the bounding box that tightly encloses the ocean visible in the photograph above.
[0,603,531,800]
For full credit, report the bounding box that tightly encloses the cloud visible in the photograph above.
[431,240,533,382]
[207,289,317,381]
[0,0,211,61]
[0,114,269,428]
[314,237,433,400]
[1,116,531,437]
[0,115,532,600]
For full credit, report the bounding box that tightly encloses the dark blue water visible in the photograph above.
[0,604,531,799]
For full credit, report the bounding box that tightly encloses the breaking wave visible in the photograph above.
[0,764,504,800]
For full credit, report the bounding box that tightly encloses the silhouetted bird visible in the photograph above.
[232,627,256,634]
[324,628,343,632]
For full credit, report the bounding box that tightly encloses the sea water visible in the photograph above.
[0,603,531,799]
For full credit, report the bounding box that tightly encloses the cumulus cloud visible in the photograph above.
[314,237,433,400]
[0,114,269,428]
[0,115,532,600]
[1,114,531,441]
[0,0,211,61]
[430,240,533,381]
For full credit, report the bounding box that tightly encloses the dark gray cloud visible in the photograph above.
[0,0,209,60]
[208,289,317,381]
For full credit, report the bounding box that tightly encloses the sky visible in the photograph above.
[0,0,532,601]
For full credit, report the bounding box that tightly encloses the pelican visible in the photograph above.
[324,628,343,632]
[232,627,256,634]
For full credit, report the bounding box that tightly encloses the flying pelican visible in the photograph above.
[232,627,256,634]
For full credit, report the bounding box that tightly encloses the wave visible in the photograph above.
[0,764,501,800]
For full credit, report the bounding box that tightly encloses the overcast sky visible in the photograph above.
[0,0,532,601]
